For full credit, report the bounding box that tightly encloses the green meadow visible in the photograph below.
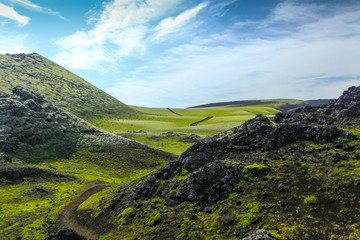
[93,104,282,155]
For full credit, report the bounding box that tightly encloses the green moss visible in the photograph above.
[176,232,186,240]
[237,201,262,228]
[118,133,197,156]
[204,217,219,230]
[243,164,270,179]
[188,232,198,239]
[147,211,161,226]
[181,168,190,176]
[78,187,114,218]
[168,189,178,198]
[122,207,136,219]
[304,195,317,204]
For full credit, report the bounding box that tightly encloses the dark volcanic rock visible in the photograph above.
[275,86,360,125]
[325,86,360,118]
[0,167,76,183]
[175,160,242,204]
[45,228,87,240]
[0,85,77,157]
[13,85,46,104]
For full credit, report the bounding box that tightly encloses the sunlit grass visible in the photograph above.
[96,105,280,134]
[97,105,281,151]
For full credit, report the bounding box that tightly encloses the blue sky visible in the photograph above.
[1,0,360,107]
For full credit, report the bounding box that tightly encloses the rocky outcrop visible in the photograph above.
[45,228,87,240]
[325,86,360,118]
[0,167,76,184]
[175,160,242,204]
[0,86,159,161]
[0,86,94,159]
[275,86,360,125]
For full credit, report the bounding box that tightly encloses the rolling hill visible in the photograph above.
[0,53,138,122]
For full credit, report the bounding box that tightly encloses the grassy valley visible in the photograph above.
[110,105,280,155]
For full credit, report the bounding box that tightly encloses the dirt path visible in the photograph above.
[59,185,108,240]
[190,116,213,126]
[167,108,182,116]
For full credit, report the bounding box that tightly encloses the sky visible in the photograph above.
[1,0,360,107]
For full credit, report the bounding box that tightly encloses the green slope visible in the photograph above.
[0,53,138,122]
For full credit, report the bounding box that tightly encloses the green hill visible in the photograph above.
[0,53,138,122]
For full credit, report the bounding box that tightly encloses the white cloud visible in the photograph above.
[132,65,149,75]
[152,2,209,41]
[53,0,209,71]
[8,0,66,20]
[0,3,29,26]
[209,0,236,17]
[268,2,324,24]
[109,2,360,107]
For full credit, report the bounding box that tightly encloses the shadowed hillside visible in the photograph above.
[0,53,138,122]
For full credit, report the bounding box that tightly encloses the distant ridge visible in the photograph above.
[0,53,138,122]
[277,99,333,112]
[189,98,332,112]
[189,99,281,108]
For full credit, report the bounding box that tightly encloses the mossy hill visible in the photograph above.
[80,86,360,240]
[0,53,138,122]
